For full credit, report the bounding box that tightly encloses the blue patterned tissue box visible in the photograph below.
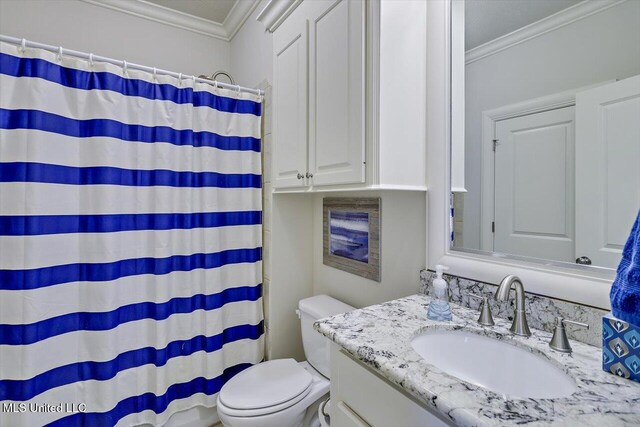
[603,313,640,382]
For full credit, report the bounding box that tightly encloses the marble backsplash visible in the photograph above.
[420,269,608,348]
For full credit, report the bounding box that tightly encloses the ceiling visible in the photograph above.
[465,0,583,51]
[145,0,238,23]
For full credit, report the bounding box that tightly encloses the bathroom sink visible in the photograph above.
[411,330,576,399]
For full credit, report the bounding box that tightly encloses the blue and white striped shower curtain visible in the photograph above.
[0,41,264,426]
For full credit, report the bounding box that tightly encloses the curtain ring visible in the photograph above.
[213,80,218,89]
[123,60,128,74]
[57,46,63,61]
[20,38,26,53]
[152,67,157,81]
[89,53,94,68]
[192,75,196,85]
[178,73,183,86]
[236,84,241,95]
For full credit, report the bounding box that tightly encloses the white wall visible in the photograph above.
[229,0,273,88]
[313,191,426,309]
[462,0,640,249]
[269,194,314,361]
[0,0,229,76]
[267,190,426,362]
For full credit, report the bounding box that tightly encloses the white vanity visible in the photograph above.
[315,295,640,426]
[329,343,451,427]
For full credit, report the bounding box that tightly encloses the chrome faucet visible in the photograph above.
[495,275,531,337]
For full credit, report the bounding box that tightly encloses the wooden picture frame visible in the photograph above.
[323,197,381,282]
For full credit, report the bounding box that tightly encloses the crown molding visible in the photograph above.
[465,0,626,65]
[223,0,261,40]
[256,0,303,32]
[80,0,260,41]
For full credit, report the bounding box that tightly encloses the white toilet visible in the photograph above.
[216,295,355,427]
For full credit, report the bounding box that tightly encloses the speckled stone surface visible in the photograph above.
[315,294,640,427]
[420,269,608,348]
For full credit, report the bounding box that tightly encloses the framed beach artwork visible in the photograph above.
[323,198,381,282]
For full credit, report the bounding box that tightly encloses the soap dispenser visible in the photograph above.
[427,265,452,321]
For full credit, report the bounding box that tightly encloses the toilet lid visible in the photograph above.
[219,359,313,411]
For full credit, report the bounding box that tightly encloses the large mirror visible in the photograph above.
[450,0,640,271]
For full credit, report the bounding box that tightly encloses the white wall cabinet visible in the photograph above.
[329,343,454,427]
[271,0,427,192]
[273,0,365,190]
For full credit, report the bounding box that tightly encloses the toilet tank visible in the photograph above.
[298,295,355,379]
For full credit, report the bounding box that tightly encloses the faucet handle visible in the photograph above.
[468,293,495,326]
[563,319,589,329]
[549,317,589,353]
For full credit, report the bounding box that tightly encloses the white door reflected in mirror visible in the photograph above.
[450,0,640,270]
[575,76,640,269]
[493,106,575,263]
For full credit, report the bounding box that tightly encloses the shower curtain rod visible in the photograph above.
[0,35,264,97]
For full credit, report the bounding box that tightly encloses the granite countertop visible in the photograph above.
[314,294,640,426]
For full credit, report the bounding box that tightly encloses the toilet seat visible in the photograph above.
[217,385,311,417]
[218,359,314,417]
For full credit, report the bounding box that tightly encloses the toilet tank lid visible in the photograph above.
[298,295,355,319]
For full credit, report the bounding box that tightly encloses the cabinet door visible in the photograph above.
[308,0,365,186]
[273,17,308,189]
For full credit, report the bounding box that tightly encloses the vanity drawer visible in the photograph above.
[329,343,453,427]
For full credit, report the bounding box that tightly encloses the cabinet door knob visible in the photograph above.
[306,172,313,178]
[297,173,304,180]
